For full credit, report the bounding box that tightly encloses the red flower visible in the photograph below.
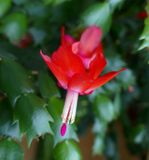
[40,26,125,136]
[13,34,32,48]
[137,11,148,19]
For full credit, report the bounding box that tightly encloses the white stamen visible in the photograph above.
[61,90,73,123]
[70,92,78,124]
[61,90,79,124]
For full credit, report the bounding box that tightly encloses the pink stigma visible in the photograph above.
[60,123,67,136]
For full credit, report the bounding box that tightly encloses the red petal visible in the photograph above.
[61,27,75,45]
[72,42,79,54]
[51,45,85,77]
[40,50,69,89]
[88,44,107,79]
[85,68,126,93]
[79,26,102,57]
[68,73,92,94]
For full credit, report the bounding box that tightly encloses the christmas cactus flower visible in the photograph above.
[137,11,148,19]
[40,26,125,136]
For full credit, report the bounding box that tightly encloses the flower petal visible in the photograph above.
[61,27,75,45]
[68,73,92,94]
[51,45,85,77]
[40,50,69,89]
[88,44,107,79]
[85,68,126,93]
[79,25,102,57]
[72,42,79,54]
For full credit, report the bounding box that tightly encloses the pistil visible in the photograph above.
[60,90,79,136]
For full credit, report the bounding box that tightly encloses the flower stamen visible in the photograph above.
[61,90,79,124]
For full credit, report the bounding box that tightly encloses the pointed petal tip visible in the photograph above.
[40,50,44,56]
[88,25,102,33]
[61,26,65,33]
[85,25,103,38]
[84,67,127,94]
[119,68,127,72]
[40,50,51,63]
[40,50,48,58]
[79,25,103,57]
[61,26,65,42]
[61,26,75,45]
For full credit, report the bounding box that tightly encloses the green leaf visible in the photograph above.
[1,12,28,42]
[48,97,63,120]
[38,134,54,160]
[43,0,68,5]
[104,81,121,95]
[92,119,107,155]
[113,92,121,117]
[129,125,146,144]
[48,97,78,146]
[52,140,82,160]
[139,17,149,50]
[92,118,107,135]
[139,1,149,50]
[117,69,135,88]
[0,59,34,106]
[14,93,53,146]
[93,135,105,155]
[108,0,125,11]
[76,97,88,120]
[106,55,126,71]
[88,88,106,102]
[29,27,46,45]
[0,0,12,17]
[105,136,118,159]
[0,48,16,60]
[38,71,60,100]
[94,95,115,123]
[12,0,27,5]
[0,99,20,139]
[104,55,129,89]
[25,2,47,18]
[0,139,23,160]
[81,2,112,35]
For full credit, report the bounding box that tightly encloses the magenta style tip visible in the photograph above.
[60,123,67,137]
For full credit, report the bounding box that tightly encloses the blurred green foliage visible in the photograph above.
[0,0,149,160]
